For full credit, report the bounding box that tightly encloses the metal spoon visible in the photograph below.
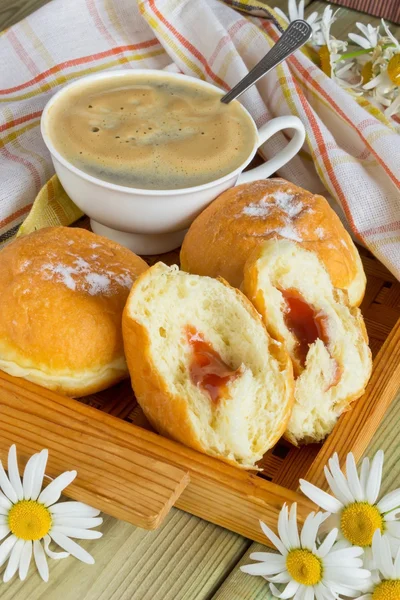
[220,20,312,104]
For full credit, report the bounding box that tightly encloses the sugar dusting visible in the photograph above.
[242,203,271,218]
[271,191,303,218]
[242,191,303,220]
[274,225,303,242]
[40,246,134,295]
[315,227,325,239]
[20,259,31,272]
[85,273,111,295]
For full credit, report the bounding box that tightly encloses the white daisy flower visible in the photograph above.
[0,445,102,582]
[363,20,400,117]
[313,6,360,90]
[274,0,320,44]
[358,530,400,600]
[300,451,400,570]
[240,503,370,599]
[348,23,381,50]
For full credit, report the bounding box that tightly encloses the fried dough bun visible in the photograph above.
[243,239,372,444]
[180,178,366,307]
[0,227,148,396]
[122,262,294,468]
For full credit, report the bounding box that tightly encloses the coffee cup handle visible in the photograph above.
[237,116,306,184]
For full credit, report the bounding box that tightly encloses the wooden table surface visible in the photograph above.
[1,1,400,598]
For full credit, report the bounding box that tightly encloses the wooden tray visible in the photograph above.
[0,235,399,547]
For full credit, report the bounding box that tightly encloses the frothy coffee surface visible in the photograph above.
[47,74,256,190]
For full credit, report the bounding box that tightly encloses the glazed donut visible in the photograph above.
[243,239,372,444]
[180,178,366,307]
[0,227,148,396]
[122,262,294,468]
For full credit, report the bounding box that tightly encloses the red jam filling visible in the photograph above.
[281,289,341,388]
[186,326,240,403]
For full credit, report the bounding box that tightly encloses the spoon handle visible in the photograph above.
[221,20,312,104]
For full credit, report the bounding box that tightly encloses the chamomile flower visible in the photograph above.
[348,23,381,50]
[274,0,320,44]
[358,530,400,600]
[314,6,360,89]
[300,451,400,570]
[0,445,102,582]
[363,20,400,116]
[241,503,370,599]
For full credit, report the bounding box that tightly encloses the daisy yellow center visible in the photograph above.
[361,61,373,84]
[372,580,400,600]
[286,549,322,585]
[340,502,384,547]
[319,45,332,77]
[8,500,52,541]
[387,55,400,85]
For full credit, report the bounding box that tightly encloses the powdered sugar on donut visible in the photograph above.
[40,255,133,295]
[241,191,303,219]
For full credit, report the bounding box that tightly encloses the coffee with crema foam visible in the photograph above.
[46,74,256,190]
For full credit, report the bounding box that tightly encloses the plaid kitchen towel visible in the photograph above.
[0,0,399,278]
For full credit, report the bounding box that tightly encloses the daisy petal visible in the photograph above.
[316,528,338,558]
[380,533,394,579]
[394,546,400,578]
[33,540,49,582]
[249,552,286,567]
[260,521,287,556]
[346,453,364,501]
[52,517,103,529]
[0,491,11,511]
[0,461,18,504]
[359,458,370,495]
[348,33,372,49]
[288,504,300,548]
[323,566,371,584]
[268,570,291,583]
[278,504,291,551]
[0,534,17,567]
[383,506,400,521]
[385,520,400,537]
[377,488,400,513]
[303,588,314,600]
[43,535,69,560]
[301,512,322,551]
[288,0,297,23]
[299,480,343,513]
[30,450,48,501]
[322,580,362,597]
[366,451,384,505]
[324,466,353,506]
[19,541,32,581]
[241,559,285,576]
[51,526,102,540]
[327,454,355,504]
[38,471,77,507]
[0,526,11,541]
[7,445,23,502]
[22,454,39,500]
[49,531,94,564]
[3,538,24,582]
[324,545,364,565]
[277,580,300,599]
[49,502,100,517]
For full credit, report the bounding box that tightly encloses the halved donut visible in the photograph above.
[122,263,294,468]
[243,239,372,445]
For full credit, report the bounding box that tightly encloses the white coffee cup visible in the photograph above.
[41,69,305,255]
